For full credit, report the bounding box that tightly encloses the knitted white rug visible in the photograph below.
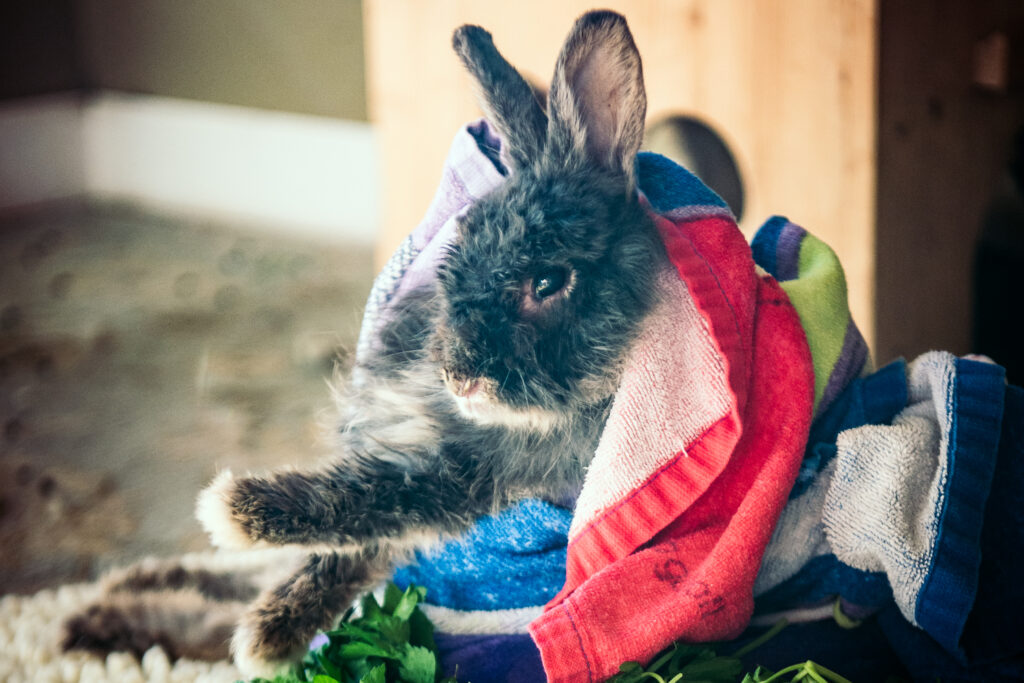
[0,580,241,683]
[0,550,280,683]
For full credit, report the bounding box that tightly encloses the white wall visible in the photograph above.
[0,92,379,243]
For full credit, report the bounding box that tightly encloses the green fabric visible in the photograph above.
[776,234,852,412]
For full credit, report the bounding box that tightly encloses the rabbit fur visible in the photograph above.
[69,10,669,678]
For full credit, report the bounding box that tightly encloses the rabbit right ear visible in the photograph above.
[453,25,548,173]
[546,11,647,190]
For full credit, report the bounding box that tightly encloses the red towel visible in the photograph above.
[530,212,815,682]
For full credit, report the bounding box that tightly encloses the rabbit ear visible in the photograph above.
[453,25,548,173]
[547,11,646,189]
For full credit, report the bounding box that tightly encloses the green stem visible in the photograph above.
[805,662,854,683]
[732,619,789,659]
[802,662,830,683]
[755,660,854,683]
[754,663,809,682]
[645,646,678,673]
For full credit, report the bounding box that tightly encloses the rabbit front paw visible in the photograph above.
[196,469,260,550]
[230,596,310,679]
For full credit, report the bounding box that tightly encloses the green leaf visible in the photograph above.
[408,608,436,651]
[393,585,425,621]
[314,650,346,681]
[331,622,382,645]
[668,644,716,672]
[344,657,380,683]
[359,663,387,683]
[339,641,399,660]
[680,655,744,681]
[617,661,644,677]
[312,676,341,683]
[383,582,403,614]
[377,615,411,646]
[397,645,437,683]
[361,591,384,623]
[242,583,449,683]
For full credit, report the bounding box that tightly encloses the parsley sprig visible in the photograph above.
[608,619,854,683]
[248,583,455,683]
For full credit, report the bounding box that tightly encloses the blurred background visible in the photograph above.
[0,0,1022,597]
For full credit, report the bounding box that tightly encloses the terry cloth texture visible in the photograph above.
[367,122,1024,682]
[372,121,815,682]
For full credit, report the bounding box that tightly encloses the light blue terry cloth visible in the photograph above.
[754,351,1007,662]
[823,352,1005,655]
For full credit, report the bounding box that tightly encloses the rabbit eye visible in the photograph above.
[532,268,567,300]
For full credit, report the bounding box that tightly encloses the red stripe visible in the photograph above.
[532,275,814,683]
[550,213,757,602]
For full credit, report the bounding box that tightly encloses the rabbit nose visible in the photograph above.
[453,377,482,398]
[441,368,482,397]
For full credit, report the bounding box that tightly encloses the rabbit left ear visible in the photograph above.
[547,11,647,190]
[453,25,549,173]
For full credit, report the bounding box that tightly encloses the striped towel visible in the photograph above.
[368,121,1023,682]
[374,121,815,682]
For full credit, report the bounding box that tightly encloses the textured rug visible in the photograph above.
[0,200,372,595]
[0,555,243,683]
[0,202,374,681]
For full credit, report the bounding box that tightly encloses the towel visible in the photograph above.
[367,120,814,681]
[365,121,1024,682]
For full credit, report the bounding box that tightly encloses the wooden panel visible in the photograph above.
[365,0,878,344]
[874,0,1024,364]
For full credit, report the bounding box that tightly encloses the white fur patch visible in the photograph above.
[195,469,258,551]
[385,527,443,554]
[453,393,562,432]
[231,619,300,680]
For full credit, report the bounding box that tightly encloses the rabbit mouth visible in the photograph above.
[453,392,561,432]
[442,371,561,432]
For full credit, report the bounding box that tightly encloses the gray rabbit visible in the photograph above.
[66,10,666,678]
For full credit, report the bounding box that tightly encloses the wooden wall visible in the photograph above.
[365,0,879,345]
[874,0,1024,364]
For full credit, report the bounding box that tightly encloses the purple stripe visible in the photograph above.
[819,319,870,415]
[434,632,544,683]
[657,204,736,224]
[774,222,807,282]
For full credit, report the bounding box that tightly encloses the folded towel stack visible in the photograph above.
[364,121,1024,682]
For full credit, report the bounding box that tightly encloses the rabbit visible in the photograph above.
[194,10,665,677]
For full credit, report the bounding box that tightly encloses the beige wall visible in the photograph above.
[2,1,368,120]
[75,0,367,120]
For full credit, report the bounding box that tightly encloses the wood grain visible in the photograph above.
[365,0,879,344]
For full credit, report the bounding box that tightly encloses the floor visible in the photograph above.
[0,200,374,595]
